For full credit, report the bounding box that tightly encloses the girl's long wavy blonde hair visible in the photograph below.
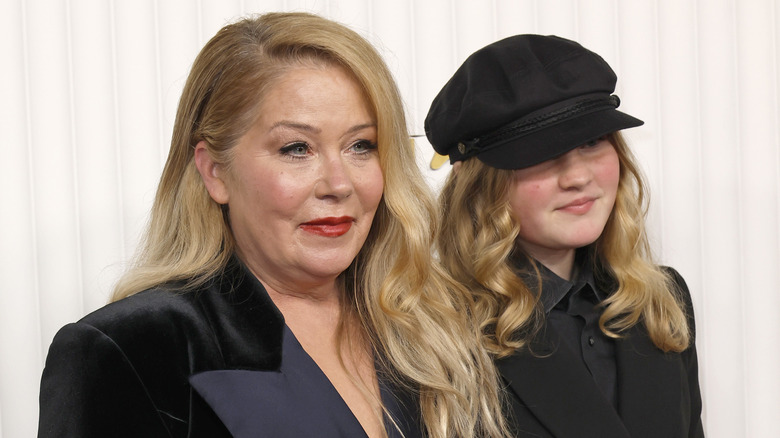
[437,132,690,357]
[112,12,506,438]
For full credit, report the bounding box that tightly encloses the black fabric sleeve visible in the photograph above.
[667,268,705,438]
[38,322,173,438]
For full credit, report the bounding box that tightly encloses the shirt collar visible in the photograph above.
[514,250,604,314]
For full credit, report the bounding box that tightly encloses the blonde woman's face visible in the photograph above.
[205,64,383,292]
[507,138,620,262]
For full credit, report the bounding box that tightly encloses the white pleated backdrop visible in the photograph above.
[1,1,778,437]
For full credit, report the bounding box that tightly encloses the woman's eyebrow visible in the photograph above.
[268,121,377,135]
[269,120,320,133]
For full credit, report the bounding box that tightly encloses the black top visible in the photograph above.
[498,258,704,437]
[520,256,617,407]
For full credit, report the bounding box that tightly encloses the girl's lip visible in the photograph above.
[557,197,596,214]
[300,216,354,237]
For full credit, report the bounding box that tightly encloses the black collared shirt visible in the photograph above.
[517,255,618,408]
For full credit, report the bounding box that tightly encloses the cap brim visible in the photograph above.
[476,109,643,170]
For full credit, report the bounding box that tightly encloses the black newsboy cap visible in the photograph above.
[424,34,643,169]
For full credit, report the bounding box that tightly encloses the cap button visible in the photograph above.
[457,142,466,154]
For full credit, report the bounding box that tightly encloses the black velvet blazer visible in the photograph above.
[38,258,421,438]
[496,268,704,438]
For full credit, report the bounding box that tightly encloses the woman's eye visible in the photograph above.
[350,139,378,154]
[279,142,310,157]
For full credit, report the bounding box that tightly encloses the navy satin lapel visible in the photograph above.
[616,325,686,438]
[496,326,630,438]
[190,326,368,438]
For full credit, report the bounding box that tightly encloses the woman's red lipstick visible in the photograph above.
[300,216,354,237]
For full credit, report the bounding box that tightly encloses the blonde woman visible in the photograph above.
[38,13,506,438]
[426,35,703,437]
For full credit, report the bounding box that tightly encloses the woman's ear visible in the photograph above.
[194,141,229,204]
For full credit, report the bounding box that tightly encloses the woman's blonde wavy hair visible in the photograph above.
[437,132,690,357]
[112,12,506,438]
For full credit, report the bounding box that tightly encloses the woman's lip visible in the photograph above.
[300,216,354,237]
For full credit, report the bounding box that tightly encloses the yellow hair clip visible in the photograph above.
[410,136,450,170]
[430,152,449,170]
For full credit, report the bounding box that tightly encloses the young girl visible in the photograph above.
[425,35,703,437]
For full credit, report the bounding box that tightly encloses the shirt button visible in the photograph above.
[588,336,595,346]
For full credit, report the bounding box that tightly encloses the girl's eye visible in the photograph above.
[350,139,378,154]
[279,142,310,157]
[584,136,607,148]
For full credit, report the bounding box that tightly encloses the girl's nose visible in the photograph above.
[557,149,593,189]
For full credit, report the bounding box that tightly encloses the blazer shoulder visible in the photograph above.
[660,265,690,293]
[73,288,214,356]
[40,289,215,438]
[659,265,696,332]
[40,319,182,438]
[80,288,206,335]
[72,266,286,372]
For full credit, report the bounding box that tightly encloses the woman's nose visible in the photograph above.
[314,154,353,200]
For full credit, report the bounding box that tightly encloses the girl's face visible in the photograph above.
[507,138,620,263]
